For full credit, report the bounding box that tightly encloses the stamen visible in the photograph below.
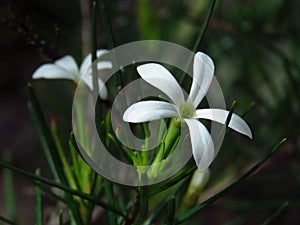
[179,103,196,119]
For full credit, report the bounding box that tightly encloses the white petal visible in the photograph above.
[54,55,79,78]
[32,64,75,80]
[195,108,252,138]
[188,52,214,107]
[137,63,185,105]
[81,75,108,100]
[80,50,112,76]
[185,119,215,171]
[123,101,178,123]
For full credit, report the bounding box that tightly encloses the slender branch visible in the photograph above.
[179,0,216,84]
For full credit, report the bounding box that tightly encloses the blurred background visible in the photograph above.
[0,0,299,224]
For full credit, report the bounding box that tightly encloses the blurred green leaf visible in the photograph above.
[137,0,160,39]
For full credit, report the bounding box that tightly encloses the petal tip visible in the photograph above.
[247,130,253,139]
[137,63,160,74]
[123,108,132,122]
[195,51,215,71]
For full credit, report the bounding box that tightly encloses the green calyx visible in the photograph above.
[179,103,196,119]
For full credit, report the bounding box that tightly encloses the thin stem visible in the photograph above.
[179,0,216,85]
[35,169,44,225]
[134,174,148,225]
[92,0,100,101]
[261,201,289,225]
[103,179,118,225]
[79,0,91,57]
[3,152,16,223]
[98,0,123,93]
[97,0,115,49]
[191,0,216,53]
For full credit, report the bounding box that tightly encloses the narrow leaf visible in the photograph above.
[35,169,44,225]
[98,0,123,92]
[97,0,115,49]
[261,201,289,225]
[0,215,18,225]
[2,152,16,222]
[51,119,76,189]
[0,161,127,218]
[144,179,187,225]
[163,196,176,225]
[27,83,65,183]
[92,0,100,101]
[103,179,118,225]
[27,84,83,224]
[225,100,236,127]
[149,163,197,196]
[59,210,63,225]
[135,175,149,224]
[174,138,287,224]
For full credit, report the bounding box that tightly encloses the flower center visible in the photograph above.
[179,103,196,119]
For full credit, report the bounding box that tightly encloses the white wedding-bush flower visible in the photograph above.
[123,52,252,171]
[32,50,112,99]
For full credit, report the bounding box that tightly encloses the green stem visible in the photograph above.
[160,119,181,160]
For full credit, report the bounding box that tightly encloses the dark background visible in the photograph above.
[0,0,299,224]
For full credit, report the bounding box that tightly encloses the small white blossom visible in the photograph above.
[32,50,112,99]
[123,52,252,171]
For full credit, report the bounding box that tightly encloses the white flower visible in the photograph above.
[123,52,252,171]
[32,50,112,99]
